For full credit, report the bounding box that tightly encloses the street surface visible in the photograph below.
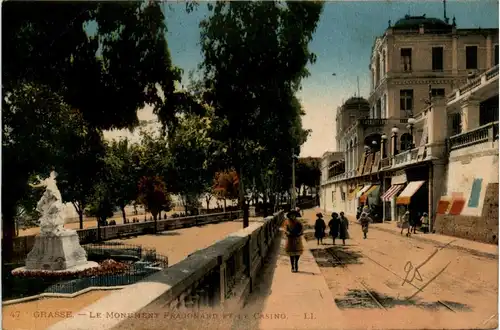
[237,209,498,329]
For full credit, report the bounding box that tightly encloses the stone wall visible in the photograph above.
[48,211,284,330]
[435,183,498,244]
[446,140,499,217]
[11,211,243,263]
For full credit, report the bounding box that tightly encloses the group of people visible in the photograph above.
[399,211,430,236]
[313,212,350,246]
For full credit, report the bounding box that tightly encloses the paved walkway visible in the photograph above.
[234,231,344,330]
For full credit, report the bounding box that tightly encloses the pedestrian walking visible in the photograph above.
[400,211,411,236]
[420,212,430,233]
[283,210,304,272]
[314,212,326,245]
[356,206,363,220]
[359,212,371,239]
[328,212,340,245]
[295,206,303,217]
[338,212,350,245]
[409,211,417,234]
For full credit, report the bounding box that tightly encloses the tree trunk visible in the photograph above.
[239,167,249,228]
[152,210,158,234]
[223,199,226,212]
[73,202,84,229]
[121,206,126,224]
[2,204,17,262]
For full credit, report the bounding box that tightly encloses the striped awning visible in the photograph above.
[359,185,379,203]
[381,184,404,202]
[356,185,372,198]
[348,186,361,200]
[396,181,426,205]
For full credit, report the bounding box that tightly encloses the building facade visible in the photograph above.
[320,14,498,244]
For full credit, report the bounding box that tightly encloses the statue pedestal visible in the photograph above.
[25,230,89,271]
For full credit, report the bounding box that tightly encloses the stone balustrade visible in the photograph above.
[447,65,499,103]
[448,121,499,151]
[48,211,285,330]
[12,211,243,262]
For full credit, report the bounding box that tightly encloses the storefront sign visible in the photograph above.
[391,171,407,185]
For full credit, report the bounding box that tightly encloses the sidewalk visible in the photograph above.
[236,231,344,330]
[345,215,498,259]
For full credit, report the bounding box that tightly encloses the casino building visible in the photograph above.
[320,12,498,243]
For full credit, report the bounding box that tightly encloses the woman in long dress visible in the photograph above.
[338,212,350,245]
[283,210,304,272]
[328,212,340,245]
[314,213,326,245]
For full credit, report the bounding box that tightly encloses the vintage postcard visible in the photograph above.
[2,1,498,329]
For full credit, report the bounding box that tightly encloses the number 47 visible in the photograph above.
[10,311,20,318]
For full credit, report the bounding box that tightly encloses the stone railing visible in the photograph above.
[380,157,391,169]
[12,211,242,262]
[358,118,409,126]
[48,211,285,330]
[448,65,499,103]
[392,148,419,167]
[448,121,499,151]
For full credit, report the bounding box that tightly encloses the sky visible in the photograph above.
[103,0,499,157]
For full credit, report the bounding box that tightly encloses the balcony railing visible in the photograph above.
[392,148,418,167]
[447,65,499,103]
[448,121,499,151]
[358,118,409,126]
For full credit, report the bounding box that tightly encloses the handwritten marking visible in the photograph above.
[406,261,451,300]
[482,313,497,325]
[402,239,456,288]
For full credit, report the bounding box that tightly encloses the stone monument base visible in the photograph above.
[24,230,91,271]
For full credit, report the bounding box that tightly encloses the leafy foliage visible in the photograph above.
[137,176,171,221]
[3,1,182,131]
[104,139,142,222]
[213,170,240,201]
[198,1,323,204]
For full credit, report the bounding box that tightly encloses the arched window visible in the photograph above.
[400,133,413,151]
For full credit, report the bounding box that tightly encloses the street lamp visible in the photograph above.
[381,133,387,158]
[391,126,399,156]
[291,149,299,210]
[407,116,416,149]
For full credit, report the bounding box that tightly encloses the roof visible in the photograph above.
[344,97,369,106]
[393,15,451,30]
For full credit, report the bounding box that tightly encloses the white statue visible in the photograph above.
[29,170,67,235]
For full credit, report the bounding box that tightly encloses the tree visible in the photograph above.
[2,84,94,260]
[105,139,142,223]
[137,176,171,232]
[57,128,107,229]
[199,1,323,226]
[2,1,183,260]
[213,170,240,211]
[167,102,217,214]
[85,182,115,228]
[3,1,182,131]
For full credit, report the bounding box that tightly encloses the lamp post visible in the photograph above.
[391,126,400,156]
[406,116,416,149]
[381,133,387,158]
[291,149,298,210]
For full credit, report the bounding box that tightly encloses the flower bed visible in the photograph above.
[11,259,130,278]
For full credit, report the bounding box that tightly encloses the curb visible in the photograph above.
[349,220,498,260]
[3,286,126,306]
